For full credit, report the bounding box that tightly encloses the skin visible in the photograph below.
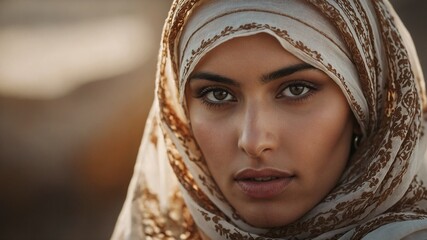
[185,33,355,228]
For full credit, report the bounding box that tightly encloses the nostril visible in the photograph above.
[238,139,272,158]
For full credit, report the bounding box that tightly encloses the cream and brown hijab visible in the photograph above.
[112,0,427,239]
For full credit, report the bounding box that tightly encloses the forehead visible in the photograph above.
[192,33,304,74]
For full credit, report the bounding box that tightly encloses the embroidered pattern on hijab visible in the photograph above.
[111,0,427,239]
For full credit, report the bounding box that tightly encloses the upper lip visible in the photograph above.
[234,167,294,180]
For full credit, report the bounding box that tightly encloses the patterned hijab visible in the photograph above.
[112,0,427,239]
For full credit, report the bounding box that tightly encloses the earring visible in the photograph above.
[353,135,361,149]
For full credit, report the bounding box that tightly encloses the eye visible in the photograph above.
[195,87,237,108]
[277,81,316,99]
[284,85,309,97]
[205,89,234,102]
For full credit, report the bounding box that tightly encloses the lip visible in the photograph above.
[234,168,294,199]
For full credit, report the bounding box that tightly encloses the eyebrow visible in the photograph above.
[189,63,316,85]
[261,63,316,83]
[189,72,240,86]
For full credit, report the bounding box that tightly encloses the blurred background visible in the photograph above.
[0,1,425,239]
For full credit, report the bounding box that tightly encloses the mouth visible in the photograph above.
[241,176,282,182]
[234,168,294,199]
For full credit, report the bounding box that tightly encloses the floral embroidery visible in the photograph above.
[112,0,427,239]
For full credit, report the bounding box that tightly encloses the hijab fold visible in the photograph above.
[112,0,427,239]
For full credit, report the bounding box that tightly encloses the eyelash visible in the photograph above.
[194,81,318,109]
[195,86,236,109]
[277,80,318,101]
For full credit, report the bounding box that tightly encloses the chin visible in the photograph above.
[241,210,301,228]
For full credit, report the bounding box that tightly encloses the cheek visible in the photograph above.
[306,110,352,152]
[190,114,237,175]
[293,98,353,187]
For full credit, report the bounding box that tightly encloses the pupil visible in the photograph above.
[213,90,227,100]
[290,85,304,95]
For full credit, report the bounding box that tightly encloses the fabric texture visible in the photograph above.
[111,0,427,239]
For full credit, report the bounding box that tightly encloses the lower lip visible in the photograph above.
[236,177,293,199]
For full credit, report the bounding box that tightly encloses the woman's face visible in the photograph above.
[185,33,354,227]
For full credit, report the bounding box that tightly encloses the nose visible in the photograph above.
[237,105,278,158]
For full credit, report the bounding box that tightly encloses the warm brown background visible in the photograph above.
[0,1,425,239]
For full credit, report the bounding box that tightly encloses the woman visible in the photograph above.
[112,0,427,239]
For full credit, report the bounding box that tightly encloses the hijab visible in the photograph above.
[112,0,427,239]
